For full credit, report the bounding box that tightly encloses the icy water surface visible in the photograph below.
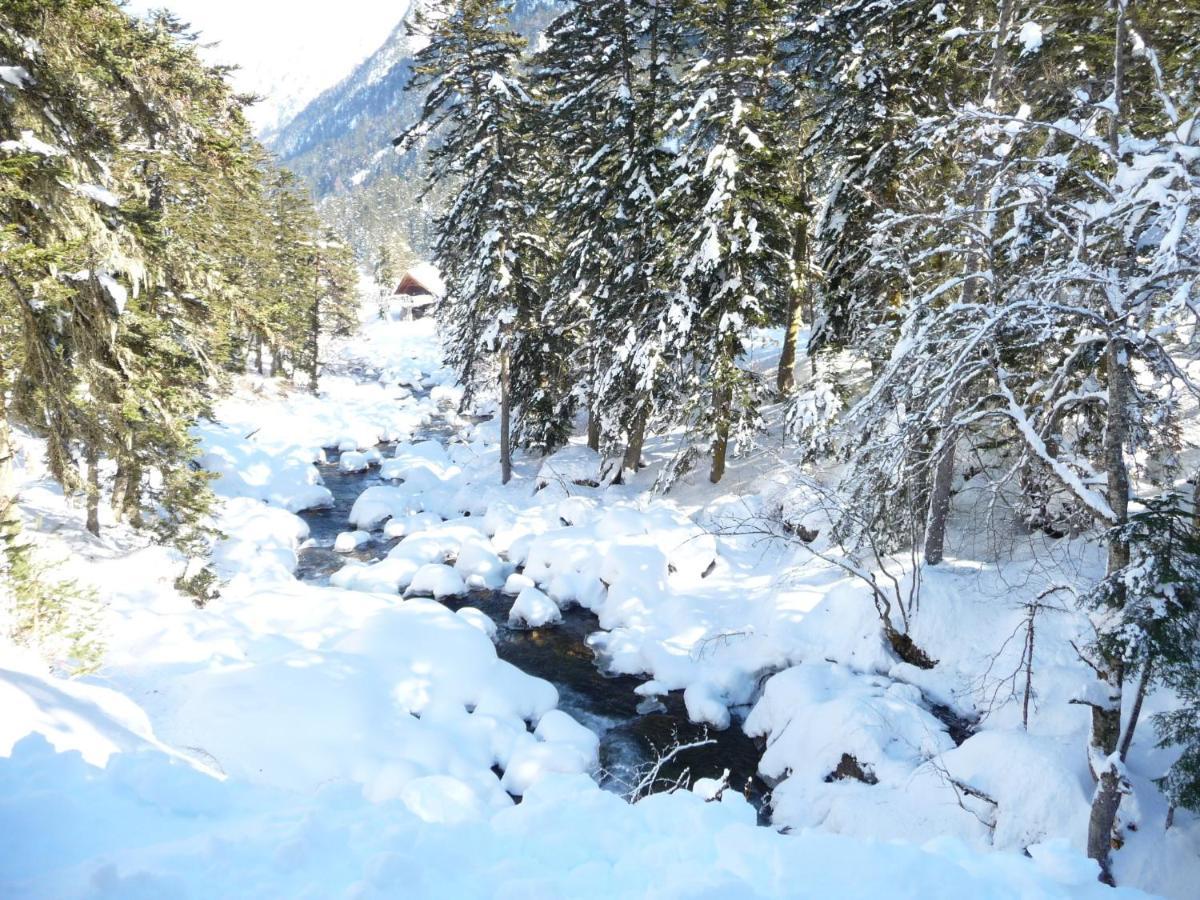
[295,420,768,817]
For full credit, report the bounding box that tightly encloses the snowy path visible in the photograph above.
[0,318,1165,897]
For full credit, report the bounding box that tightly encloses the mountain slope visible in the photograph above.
[269,0,558,264]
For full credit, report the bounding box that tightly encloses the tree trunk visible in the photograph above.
[587,408,600,452]
[926,0,1016,565]
[123,463,143,528]
[777,296,803,395]
[1088,766,1123,886]
[710,385,731,484]
[622,402,648,478]
[499,346,512,485]
[0,403,20,551]
[777,213,809,394]
[85,446,101,537]
[924,393,959,565]
[255,336,264,376]
[1086,335,1134,881]
[111,462,128,522]
[308,294,321,393]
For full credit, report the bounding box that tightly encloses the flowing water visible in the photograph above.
[296,423,769,818]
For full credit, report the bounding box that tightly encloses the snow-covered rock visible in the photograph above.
[405,563,468,600]
[509,587,561,628]
[334,530,372,552]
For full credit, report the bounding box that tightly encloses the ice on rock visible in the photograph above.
[683,682,732,730]
[333,530,371,552]
[382,511,442,538]
[500,735,592,796]
[405,563,468,599]
[330,555,421,593]
[509,586,561,628]
[350,485,422,530]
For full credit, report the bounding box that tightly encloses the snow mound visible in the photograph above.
[509,586,562,628]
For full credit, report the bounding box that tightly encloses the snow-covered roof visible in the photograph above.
[398,262,445,298]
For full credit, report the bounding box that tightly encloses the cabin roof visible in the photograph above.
[393,262,445,298]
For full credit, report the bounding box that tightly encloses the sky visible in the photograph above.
[124,1,410,136]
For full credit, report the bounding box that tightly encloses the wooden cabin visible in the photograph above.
[390,263,445,320]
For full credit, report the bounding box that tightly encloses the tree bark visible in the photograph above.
[499,346,512,485]
[622,403,648,478]
[1086,335,1134,881]
[587,408,600,452]
[924,394,959,565]
[85,445,101,537]
[777,214,809,394]
[710,384,731,484]
[777,295,803,395]
[255,336,264,376]
[1088,766,1123,886]
[111,461,128,522]
[123,463,143,528]
[308,292,321,393]
[0,401,19,551]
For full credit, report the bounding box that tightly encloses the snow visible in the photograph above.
[76,183,120,207]
[405,563,468,599]
[509,585,562,628]
[1019,21,1044,55]
[0,129,64,156]
[333,529,371,552]
[95,272,128,313]
[0,65,31,88]
[1,311,1191,898]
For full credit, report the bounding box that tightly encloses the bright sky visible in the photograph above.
[124,1,409,135]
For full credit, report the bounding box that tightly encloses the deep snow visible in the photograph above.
[1,311,1195,898]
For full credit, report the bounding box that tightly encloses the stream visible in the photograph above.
[295,412,769,818]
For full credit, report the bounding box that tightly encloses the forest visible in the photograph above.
[1,0,1199,895]
[403,0,1200,883]
[1,3,358,591]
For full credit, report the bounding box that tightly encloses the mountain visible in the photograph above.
[268,0,559,267]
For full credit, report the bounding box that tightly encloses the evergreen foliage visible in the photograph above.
[401,0,1200,880]
[1,0,358,663]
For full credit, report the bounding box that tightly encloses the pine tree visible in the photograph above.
[658,0,795,483]
[535,0,686,473]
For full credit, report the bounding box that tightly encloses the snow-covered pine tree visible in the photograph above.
[658,0,795,484]
[1086,493,1200,824]
[399,0,549,483]
[535,0,685,474]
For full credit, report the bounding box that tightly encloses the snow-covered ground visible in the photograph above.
[1,312,1194,897]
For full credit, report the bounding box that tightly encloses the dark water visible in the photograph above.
[296,441,769,817]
